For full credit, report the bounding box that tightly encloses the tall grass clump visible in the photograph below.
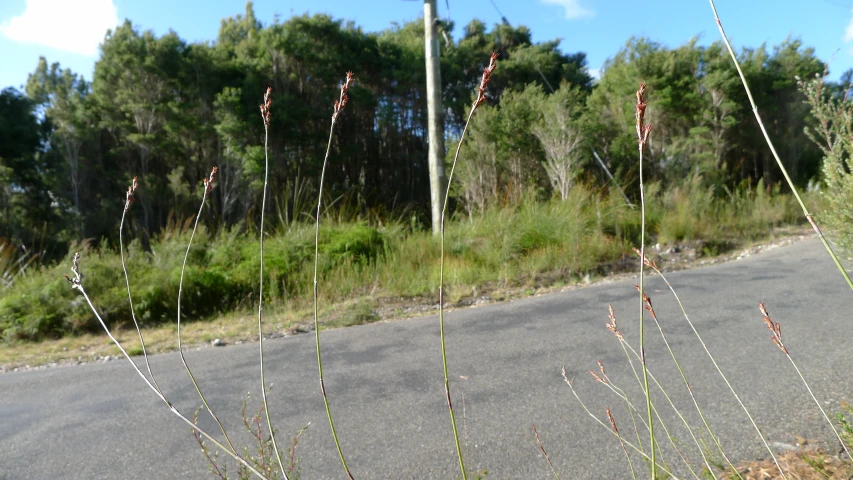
[1,177,810,343]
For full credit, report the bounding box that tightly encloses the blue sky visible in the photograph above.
[2,0,853,91]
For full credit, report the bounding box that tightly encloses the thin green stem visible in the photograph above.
[177,185,237,455]
[648,262,781,478]
[617,339,718,478]
[707,0,853,294]
[314,118,354,480]
[783,353,853,463]
[439,104,480,480]
[638,130,656,480]
[258,120,289,480]
[119,206,164,397]
[562,368,681,480]
[74,284,269,480]
[602,374,699,479]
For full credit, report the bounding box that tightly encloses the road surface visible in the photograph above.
[2,238,852,479]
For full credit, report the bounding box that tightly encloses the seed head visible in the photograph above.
[475,53,499,108]
[635,83,652,146]
[758,302,788,355]
[63,252,83,289]
[203,166,218,195]
[259,87,272,127]
[124,176,139,212]
[332,71,355,122]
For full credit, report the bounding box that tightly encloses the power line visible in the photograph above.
[487,0,510,25]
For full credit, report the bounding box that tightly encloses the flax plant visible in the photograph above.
[439,52,497,480]
[313,71,355,480]
[257,87,290,480]
[758,303,853,463]
[706,0,853,293]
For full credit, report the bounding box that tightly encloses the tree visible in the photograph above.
[533,83,586,200]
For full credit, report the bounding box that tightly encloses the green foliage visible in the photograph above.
[802,75,853,256]
[0,181,808,343]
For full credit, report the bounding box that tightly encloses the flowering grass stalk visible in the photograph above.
[257,87,290,480]
[607,407,639,480]
[637,250,779,478]
[635,82,657,479]
[313,71,356,480]
[176,167,238,455]
[758,303,853,464]
[439,52,498,480]
[119,176,164,398]
[532,424,561,480]
[606,306,720,478]
[593,360,699,479]
[561,367,681,479]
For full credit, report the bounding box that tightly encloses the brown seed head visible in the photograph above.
[632,246,657,268]
[124,176,139,211]
[259,87,272,127]
[606,304,623,340]
[332,71,355,122]
[635,82,652,146]
[204,166,218,195]
[606,407,619,433]
[758,302,788,354]
[475,52,499,108]
[590,370,606,384]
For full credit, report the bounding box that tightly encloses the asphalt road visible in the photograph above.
[2,238,853,480]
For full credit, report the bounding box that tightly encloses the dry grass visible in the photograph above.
[726,449,853,480]
[0,312,269,370]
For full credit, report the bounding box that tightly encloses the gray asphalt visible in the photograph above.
[2,238,852,480]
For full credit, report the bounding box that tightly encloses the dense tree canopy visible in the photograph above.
[0,2,834,262]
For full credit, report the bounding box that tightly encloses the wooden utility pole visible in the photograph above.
[424,0,446,234]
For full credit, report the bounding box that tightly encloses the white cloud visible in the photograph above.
[541,0,594,20]
[0,0,119,56]
[844,8,853,44]
[588,68,601,79]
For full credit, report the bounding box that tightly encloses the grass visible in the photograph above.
[4,31,853,480]
[0,186,820,367]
